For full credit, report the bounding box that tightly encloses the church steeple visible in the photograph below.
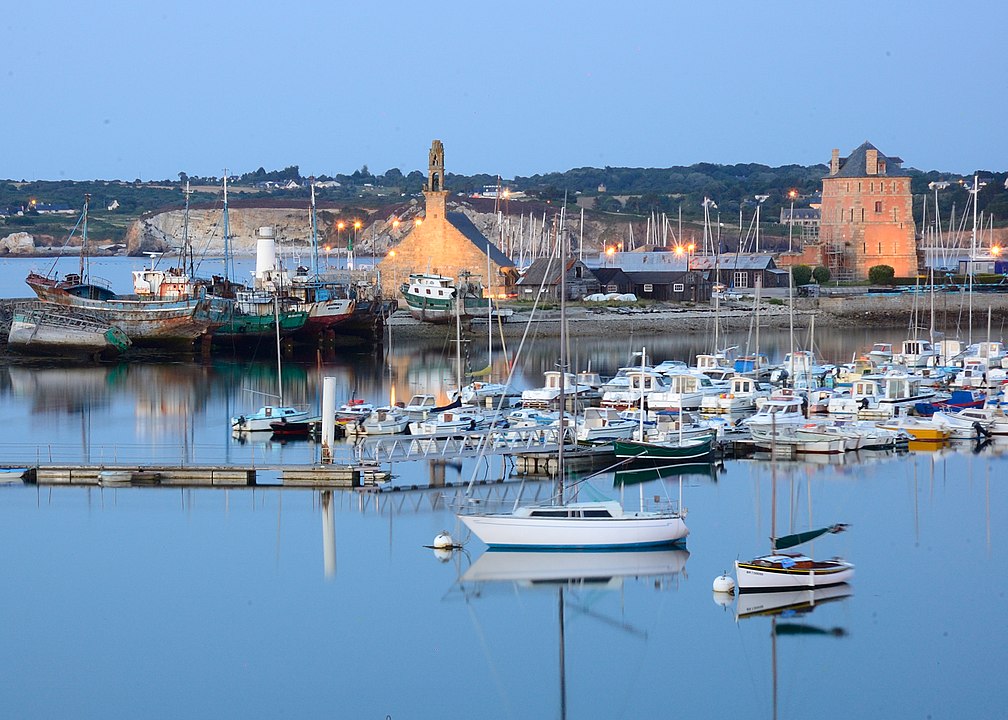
[427,139,445,192]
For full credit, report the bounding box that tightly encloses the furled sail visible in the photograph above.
[772,523,848,551]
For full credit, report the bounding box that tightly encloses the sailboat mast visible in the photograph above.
[558,207,567,503]
[274,294,284,406]
[182,181,193,276]
[487,243,493,383]
[80,193,90,282]
[311,181,319,282]
[222,171,232,281]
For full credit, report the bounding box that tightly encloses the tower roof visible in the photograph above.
[829,141,907,178]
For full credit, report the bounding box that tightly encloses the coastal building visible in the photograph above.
[378,140,517,293]
[688,254,788,290]
[778,206,820,242]
[786,142,917,280]
[516,256,600,300]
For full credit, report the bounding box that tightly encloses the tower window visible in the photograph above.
[875,201,883,213]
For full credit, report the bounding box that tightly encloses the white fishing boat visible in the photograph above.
[402,394,438,421]
[346,406,410,435]
[647,372,720,411]
[521,371,592,408]
[409,406,486,436]
[574,406,637,443]
[749,424,847,454]
[232,405,310,433]
[743,391,807,432]
[701,374,769,414]
[600,368,670,409]
[334,399,375,423]
[930,407,1008,438]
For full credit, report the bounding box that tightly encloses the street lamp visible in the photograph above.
[337,221,345,269]
[754,195,769,253]
[351,220,362,270]
[786,189,798,253]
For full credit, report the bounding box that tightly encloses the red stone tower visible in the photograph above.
[818,142,917,279]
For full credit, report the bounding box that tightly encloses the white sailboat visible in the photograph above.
[458,212,689,549]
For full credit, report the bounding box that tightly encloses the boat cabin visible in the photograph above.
[898,340,937,367]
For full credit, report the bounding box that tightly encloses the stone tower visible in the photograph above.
[424,139,448,221]
[427,139,445,192]
[818,141,917,280]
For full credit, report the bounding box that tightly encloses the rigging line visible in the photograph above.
[43,207,86,278]
[463,245,559,496]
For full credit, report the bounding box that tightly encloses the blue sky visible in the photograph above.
[3,0,1005,180]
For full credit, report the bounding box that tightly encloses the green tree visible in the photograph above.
[812,265,831,284]
[792,264,813,286]
[868,264,896,285]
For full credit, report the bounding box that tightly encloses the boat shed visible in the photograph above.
[689,254,787,290]
[516,256,600,300]
[592,267,711,302]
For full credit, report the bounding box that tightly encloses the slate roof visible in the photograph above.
[830,141,908,179]
[689,254,776,271]
[517,256,588,286]
[446,211,515,269]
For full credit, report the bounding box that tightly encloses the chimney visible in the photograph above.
[830,148,840,175]
[865,148,878,176]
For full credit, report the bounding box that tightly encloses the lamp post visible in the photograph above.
[754,195,769,253]
[351,220,361,270]
[388,249,397,290]
[337,221,345,269]
[786,189,797,253]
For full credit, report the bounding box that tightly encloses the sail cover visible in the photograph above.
[772,523,848,551]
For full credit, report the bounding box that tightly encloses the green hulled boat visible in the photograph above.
[613,434,715,463]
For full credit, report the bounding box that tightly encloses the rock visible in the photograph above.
[0,232,35,254]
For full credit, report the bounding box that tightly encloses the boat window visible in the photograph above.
[529,510,568,518]
[583,509,613,518]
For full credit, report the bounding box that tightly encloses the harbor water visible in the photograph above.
[1,257,1006,718]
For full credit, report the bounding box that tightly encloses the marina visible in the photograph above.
[4,2,1007,716]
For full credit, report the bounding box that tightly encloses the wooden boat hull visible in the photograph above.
[735,558,854,591]
[27,274,211,347]
[8,303,131,357]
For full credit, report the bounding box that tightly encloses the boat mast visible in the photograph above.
[557,205,567,504]
[80,193,90,282]
[311,180,319,282]
[222,171,233,282]
[182,180,193,276]
[274,293,284,406]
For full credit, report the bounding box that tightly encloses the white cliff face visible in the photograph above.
[125,207,321,256]
[0,232,36,254]
[124,199,613,259]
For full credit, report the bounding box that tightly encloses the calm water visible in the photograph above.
[2,257,1006,719]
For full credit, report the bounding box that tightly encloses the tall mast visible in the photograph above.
[310,180,319,282]
[182,180,193,275]
[222,170,232,281]
[557,197,568,504]
[80,193,90,281]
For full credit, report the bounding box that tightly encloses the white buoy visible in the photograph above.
[432,548,453,563]
[712,573,736,594]
[433,531,454,549]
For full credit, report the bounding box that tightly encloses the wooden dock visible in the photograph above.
[8,464,363,489]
